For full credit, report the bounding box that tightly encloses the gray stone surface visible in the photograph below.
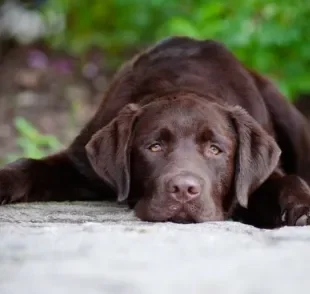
[1,202,310,294]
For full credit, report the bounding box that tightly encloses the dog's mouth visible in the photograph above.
[132,196,202,223]
[168,209,197,224]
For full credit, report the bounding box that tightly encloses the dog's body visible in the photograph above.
[1,36,310,228]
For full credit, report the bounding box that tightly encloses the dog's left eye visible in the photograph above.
[148,143,162,152]
[209,144,222,155]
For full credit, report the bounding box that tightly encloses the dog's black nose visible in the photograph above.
[167,173,202,202]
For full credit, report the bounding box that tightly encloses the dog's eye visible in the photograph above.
[209,144,221,155]
[148,143,162,152]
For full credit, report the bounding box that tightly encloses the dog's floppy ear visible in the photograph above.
[229,106,281,208]
[85,103,142,203]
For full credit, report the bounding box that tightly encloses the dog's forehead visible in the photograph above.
[135,98,231,136]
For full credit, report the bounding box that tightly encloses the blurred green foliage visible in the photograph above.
[42,0,183,55]
[3,117,63,165]
[42,0,310,99]
[2,1,309,164]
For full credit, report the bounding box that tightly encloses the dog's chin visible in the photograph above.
[168,215,196,224]
[133,195,217,223]
[136,207,198,223]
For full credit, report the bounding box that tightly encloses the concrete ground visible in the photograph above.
[1,202,310,294]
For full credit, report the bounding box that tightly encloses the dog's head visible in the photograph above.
[86,94,280,223]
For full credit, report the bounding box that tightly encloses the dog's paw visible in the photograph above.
[0,159,29,205]
[281,204,310,226]
[0,169,21,205]
[274,175,310,227]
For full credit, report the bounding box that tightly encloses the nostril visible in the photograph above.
[167,183,180,194]
[188,185,200,195]
[172,185,180,193]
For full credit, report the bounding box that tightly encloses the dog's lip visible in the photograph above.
[168,207,196,223]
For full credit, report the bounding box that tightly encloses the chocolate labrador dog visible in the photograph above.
[1,36,310,228]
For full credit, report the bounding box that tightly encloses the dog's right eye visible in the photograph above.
[148,143,162,152]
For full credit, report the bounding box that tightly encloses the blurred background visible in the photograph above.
[0,0,309,165]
